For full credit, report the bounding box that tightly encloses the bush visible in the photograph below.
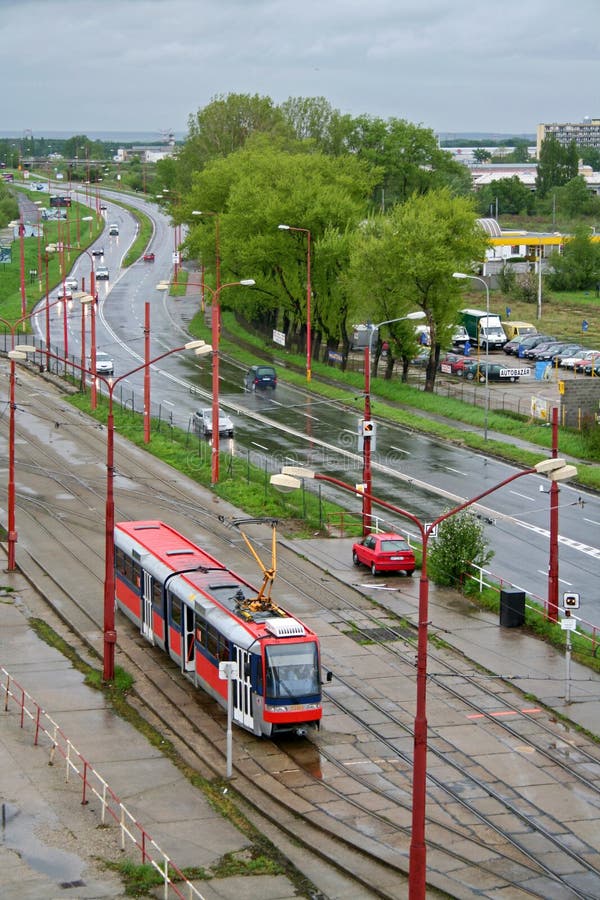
[427,511,493,588]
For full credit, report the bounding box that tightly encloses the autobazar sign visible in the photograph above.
[500,367,530,377]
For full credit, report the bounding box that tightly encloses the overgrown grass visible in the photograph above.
[103,847,286,897]
[120,202,153,267]
[67,392,344,533]
[1,188,104,324]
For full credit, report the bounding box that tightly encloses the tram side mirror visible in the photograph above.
[324,670,333,683]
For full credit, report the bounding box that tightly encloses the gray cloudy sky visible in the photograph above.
[3,0,600,137]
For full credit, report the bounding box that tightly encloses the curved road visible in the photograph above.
[26,186,600,623]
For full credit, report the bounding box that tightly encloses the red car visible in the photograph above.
[143,252,155,262]
[352,532,415,576]
[439,352,470,376]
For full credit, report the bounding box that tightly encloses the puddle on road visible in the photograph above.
[280,737,324,779]
[0,801,86,883]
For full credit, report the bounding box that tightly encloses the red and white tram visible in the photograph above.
[114,520,327,737]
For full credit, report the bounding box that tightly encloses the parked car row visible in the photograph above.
[504,332,600,373]
[438,352,530,382]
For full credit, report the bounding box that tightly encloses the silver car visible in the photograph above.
[89,351,114,376]
[193,408,234,439]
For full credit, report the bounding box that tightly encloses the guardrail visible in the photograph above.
[0,667,206,900]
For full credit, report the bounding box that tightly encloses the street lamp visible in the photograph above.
[158,258,255,485]
[5,347,29,570]
[36,340,208,680]
[208,280,254,485]
[362,312,426,534]
[272,456,576,899]
[1,289,83,569]
[453,272,490,440]
[191,210,220,293]
[278,224,312,382]
[81,214,93,243]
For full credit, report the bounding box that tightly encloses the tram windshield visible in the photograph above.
[265,641,319,699]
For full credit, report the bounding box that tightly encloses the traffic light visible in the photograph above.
[563,592,580,610]
[362,420,375,437]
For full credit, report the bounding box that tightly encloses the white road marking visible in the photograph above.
[509,490,536,501]
[390,446,410,454]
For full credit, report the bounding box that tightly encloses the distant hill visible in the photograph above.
[439,133,535,142]
[0,130,185,143]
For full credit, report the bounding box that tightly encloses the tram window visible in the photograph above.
[170,594,181,628]
[206,625,219,659]
[152,580,162,609]
[115,548,141,587]
[195,615,206,645]
[255,656,263,693]
[265,642,319,698]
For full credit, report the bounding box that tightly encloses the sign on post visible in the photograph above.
[219,661,238,779]
[563,592,580,610]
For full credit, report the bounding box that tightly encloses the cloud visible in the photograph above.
[2,0,600,135]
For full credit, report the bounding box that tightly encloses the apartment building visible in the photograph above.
[537,118,600,156]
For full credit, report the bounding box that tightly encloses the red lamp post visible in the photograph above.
[547,406,560,622]
[1,295,75,569]
[6,349,26,570]
[38,339,208,680]
[190,210,255,487]
[278,224,312,382]
[18,217,26,318]
[274,458,577,899]
[362,313,426,535]
[208,280,254,485]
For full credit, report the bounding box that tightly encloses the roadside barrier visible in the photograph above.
[0,667,206,900]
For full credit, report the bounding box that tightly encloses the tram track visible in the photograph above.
[3,366,600,898]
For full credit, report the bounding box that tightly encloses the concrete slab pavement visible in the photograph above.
[0,574,303,900]
[285,536,600,740]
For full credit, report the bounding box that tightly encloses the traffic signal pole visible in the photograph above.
[363,335,373,535]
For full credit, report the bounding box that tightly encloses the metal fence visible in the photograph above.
[0,667,207,900]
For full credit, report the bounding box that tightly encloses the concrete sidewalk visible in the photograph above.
[0,571,308,900]
[285,535,600,740]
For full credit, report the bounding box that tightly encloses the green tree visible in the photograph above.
[0,182,18,226]
[577,146,600,170]
[174,93,289,189]
[536,135,579,198]
[553,175,599,217]
[427,512,494,589]
[334,116,471,206]
[473,149,492,163]
[279,96,340,145]
[546,225,600,291]
[347,189,488,391]
[181,139,379,360]
[478,177,535,216]
[500,140,531,164]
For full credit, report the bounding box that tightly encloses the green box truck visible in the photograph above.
[460,309,507,350]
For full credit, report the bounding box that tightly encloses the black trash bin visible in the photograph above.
[499,589,525,627]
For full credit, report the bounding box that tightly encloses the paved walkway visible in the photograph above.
[0,571,318,900]
[284,536,600,739]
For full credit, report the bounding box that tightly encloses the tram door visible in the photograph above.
[232,646,253,730]
[141,571,154,643]
[183,604,195,673]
